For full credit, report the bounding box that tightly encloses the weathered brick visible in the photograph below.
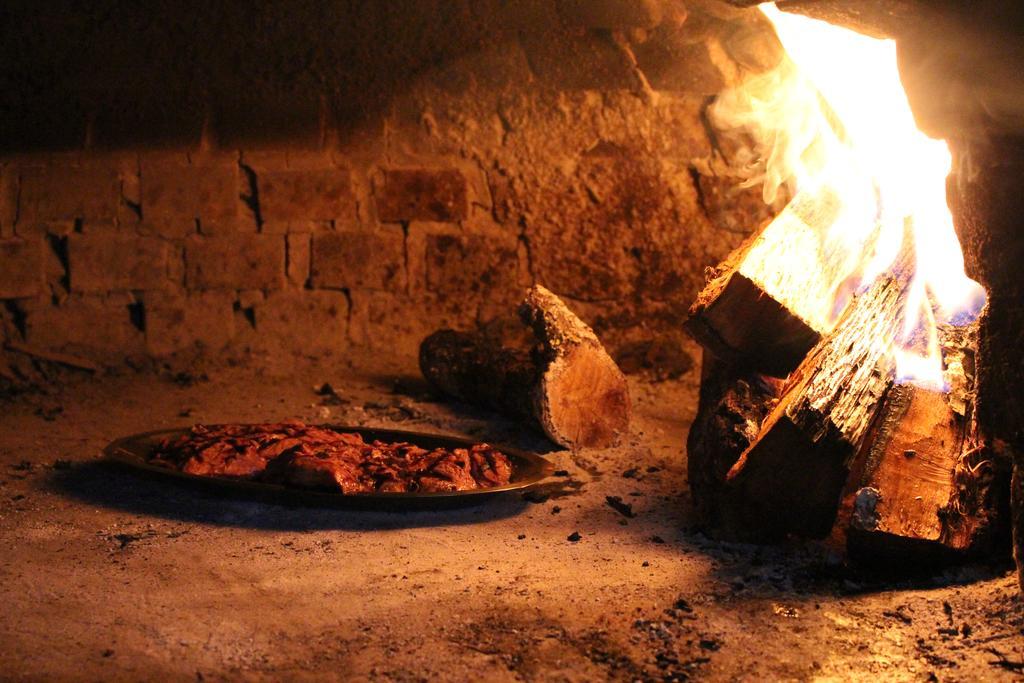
[0,166,16,235]
[348,291,427,355]
[144,291,235,356]
[13,221,74,240]
[310,229,405,291]
[424,233,518,297]
[140,155,239,224]
[519,27,638,91]
[286,233,311,287]
[632,29,726,94]
[185,234,285,290]
[260,220,326,235]
[23,294,143,360]
[237,289,265,310]
[68,234,170,292]
[138,218,197,239]
[252,290,348,355]
[257,168,353,221]
[556,0,664,29]
[18,163,122,222]
[0,239,45,298]
[695,171,780,236]
[376,169,468,223]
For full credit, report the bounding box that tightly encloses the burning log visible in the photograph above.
[846,323,1010,562]
[685,188,857,377]
[723,254,912,538]
[420,285,630,449]
[686,352,784,539]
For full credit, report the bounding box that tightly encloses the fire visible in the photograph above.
[711,4,986,390]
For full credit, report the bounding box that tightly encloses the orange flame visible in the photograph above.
[714,4,986,390]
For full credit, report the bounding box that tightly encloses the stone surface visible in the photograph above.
[140,155,239,223]
[144,291,236,356]
[519,26,638,91]
[0,362,1020,681]
[68,234,170,293]
[556,0,665,29]
[0,166,16,233]
[17,163,123,222]
[631,28,727,94]
[286,233,311,287]
[376,170,468,223]
[0,2,760,371]
[22,294,143,360]
[424,233,518,299]
[256,168,354,222]
[0,239,44,298]
[250,290,349,356]
[310,229,406,291]
[185,235,285,290]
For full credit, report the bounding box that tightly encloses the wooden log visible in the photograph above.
[846,323,1011,562]
[723,253,912,538]
[686,351,785,539]
[418,330,540,419]
[420,285,630,449]
[685,187,864,377]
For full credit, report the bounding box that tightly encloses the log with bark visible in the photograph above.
[685,188,867,377]
[844,322,1009,562]
[722,251,913,538]
[420,285,630,449]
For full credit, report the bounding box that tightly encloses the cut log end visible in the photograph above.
[685,271,820,377]
[420,285,631,450]
[538,343,630,450]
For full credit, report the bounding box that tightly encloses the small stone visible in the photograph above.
[567,531,582,542]
[673,598,693,612]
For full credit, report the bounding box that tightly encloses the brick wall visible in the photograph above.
[0,0,782,369]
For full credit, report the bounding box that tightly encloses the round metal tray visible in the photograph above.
[103,425,554,509]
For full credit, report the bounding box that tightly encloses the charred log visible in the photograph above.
[686,352,784,539]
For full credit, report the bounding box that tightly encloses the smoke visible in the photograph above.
[708,55,846,205]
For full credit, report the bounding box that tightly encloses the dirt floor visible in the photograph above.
[0,353,1022,682]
